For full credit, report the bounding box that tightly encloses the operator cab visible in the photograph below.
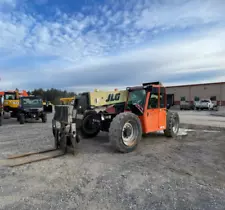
[4,92,17,100]
[126,82,167,133]
[126,83,166,113]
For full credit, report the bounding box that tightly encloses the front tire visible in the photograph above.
[42,113,47,123]
[109,112,142,153]
[19,114,25,124]
[164,111,179,137]
[3,112,11,119]
[80,110,100,138]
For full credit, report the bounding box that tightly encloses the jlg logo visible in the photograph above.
[106,93,120,102]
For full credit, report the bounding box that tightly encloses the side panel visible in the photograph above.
[158,109,166,130]
[89,90,128,107]
[3,100,20,108]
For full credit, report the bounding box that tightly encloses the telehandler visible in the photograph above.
[52,81,179,153]
[2,82,180,167]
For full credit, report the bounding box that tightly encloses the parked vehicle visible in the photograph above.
[180,101,194,110]
[17,96,47,124]
[194,99,217,110]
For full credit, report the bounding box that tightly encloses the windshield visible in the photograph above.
[4,93,16,100]
[127,89,146,106]
[21,98,43,107]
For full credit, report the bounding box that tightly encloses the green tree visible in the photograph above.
[30,88,76,105]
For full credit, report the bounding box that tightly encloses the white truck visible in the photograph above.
[194,99,217,110]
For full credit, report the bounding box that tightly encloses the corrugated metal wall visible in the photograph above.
[166,83,225,106]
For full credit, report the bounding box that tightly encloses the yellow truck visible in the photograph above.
[3,90,28,118]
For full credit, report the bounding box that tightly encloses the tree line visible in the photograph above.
[28,88,76,105]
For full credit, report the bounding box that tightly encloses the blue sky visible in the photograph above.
[0,0,225,91]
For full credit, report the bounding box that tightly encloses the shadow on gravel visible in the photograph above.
[78,131,187,156]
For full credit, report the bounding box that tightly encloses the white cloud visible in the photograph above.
[0,0,225,91]
[136,0,225,30]
[0,0,16,8]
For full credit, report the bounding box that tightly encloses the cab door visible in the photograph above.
[142,87,160,133]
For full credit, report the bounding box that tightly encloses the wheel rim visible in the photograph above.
[172,117,179,133]
[122,121,138,147]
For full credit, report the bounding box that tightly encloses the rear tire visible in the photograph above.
[3,112,10,119]
[42,113,47,123]
[164,111,179,137]
[109,112,142,153]
[19,114,25,124]
[80,110,100,138]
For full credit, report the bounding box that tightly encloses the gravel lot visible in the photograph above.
[1,112,225,210]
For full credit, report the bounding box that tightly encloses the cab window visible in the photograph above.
[127,89,146,108]
[147,87,159,109]
[4,93,16,100]
[160,87,166,108]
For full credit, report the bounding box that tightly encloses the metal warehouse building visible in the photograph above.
[165,82,225,107]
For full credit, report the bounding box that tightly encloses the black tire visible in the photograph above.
[19,114,25,124]
[42,113,47,123]
[0,114,2,126]
[109,112,142,153]
[17,113,20,121]
[164,111,179,137]
[3,112,10,119]
[80,110,100,138]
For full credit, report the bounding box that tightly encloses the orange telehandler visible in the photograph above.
[2,81,180,167]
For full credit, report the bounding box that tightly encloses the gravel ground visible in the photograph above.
[1,114,225,210]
